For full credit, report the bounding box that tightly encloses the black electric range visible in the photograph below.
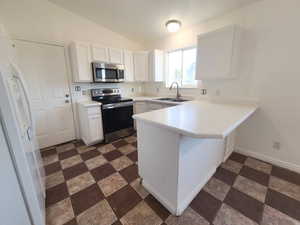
[91,88,134,142]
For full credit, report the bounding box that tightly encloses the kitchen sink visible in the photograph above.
[156,97,190,102]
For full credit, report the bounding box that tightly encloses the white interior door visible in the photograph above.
[15,40,75,149]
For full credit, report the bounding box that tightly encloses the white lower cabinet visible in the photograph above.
[78,102,104,145]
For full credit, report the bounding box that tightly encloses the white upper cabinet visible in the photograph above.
[133,51,149,82]
[69,42,93,82]
[123,50,134,82]
[196,25,240,80]
[109,48,123,64]
[148,49,164,82]
[91,44,109,62]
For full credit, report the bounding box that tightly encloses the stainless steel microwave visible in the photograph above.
[92,62,125,83]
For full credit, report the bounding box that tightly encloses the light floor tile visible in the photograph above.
[77,200,117,225]
[85,155,107,170]
[221,159,243,174]
[61,155,82,169]
[233,175,268,202]
[165,207,209,225]
[269,176,300,201]
[111,156,133,171]
[245,158,272,174]
[131,178,149,199]
[67,172,95,195]
[213,204,258,225]
[121,201,162,225]
[46,171,65,189]
[98,172,127,197]
[46,198,74,225]
[203,177,230,201]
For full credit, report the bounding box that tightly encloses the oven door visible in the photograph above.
[93,65,119,82]
[102,102,134,134]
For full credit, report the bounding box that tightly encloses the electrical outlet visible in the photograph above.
[273,141,281,150]
[201,89,207,95]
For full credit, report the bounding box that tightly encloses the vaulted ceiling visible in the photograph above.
[49,0,259,43]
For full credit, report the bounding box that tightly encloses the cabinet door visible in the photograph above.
[196,25,239,80]
[70,42,93,82]
[91,45,109,62]
[123,50,134,82]
[133,51,148,81]
[88,114,104,143]
[149,50,164,82]
[109,48,123,64]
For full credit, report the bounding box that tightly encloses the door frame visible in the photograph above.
[12,38,80,141]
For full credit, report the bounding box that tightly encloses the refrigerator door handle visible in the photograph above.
[12,68,34,131]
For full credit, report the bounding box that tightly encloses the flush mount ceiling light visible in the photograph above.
[166,20,182,33]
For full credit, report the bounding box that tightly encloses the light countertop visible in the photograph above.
[133,100,258,139]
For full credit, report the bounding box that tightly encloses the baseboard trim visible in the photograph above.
[235,147,300,173]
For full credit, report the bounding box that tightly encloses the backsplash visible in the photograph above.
[71,82,145,102]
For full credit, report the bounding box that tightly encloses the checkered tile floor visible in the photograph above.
[42,134,300,225]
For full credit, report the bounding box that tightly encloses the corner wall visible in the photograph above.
[145,0,300,171]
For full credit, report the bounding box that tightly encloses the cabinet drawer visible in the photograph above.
[87,107,101,115]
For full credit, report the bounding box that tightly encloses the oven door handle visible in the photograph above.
[102,102,133,110]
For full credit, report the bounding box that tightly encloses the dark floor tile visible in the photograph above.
[46,182,69,207]
[80,149,101,161]
[58,149,78,160]
[74,140,85,147]
[127,151,138,162]
[41,148,57,158]
[119,164,139,183]
[214,167,237,186]
[103,150,123,161]
[45,161,61,176]
[112,139,128,148]
[70,184,104,215]
[265,189,300,221]
[112,221,122,225]
[107,185,142,218]
[132,141,137,148]
[145,194,170,220]
[240,166,270,186]
[271,166,300,186]
[190,190,222,223]
[229,152,247,164]
[224,188,264,223]
[63,163,88,180]
[63,218,78,225]
[90,163,116,181]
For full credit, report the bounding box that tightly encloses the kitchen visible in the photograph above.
[1,0,300,225]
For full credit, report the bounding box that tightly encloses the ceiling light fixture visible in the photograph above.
[166,20,182,33]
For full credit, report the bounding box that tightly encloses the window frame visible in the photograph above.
[165,46,199,89]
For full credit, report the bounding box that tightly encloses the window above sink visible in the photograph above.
[166,47,199,89]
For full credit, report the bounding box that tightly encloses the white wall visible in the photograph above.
[0,0,147,142]
[146,0,300,171]
[0,0,144,50]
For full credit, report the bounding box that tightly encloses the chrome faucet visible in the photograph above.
[169,81,181,99]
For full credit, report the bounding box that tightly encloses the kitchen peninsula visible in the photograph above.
[133,100,258,216]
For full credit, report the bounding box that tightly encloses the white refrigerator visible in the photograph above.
[0,26,45,225]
